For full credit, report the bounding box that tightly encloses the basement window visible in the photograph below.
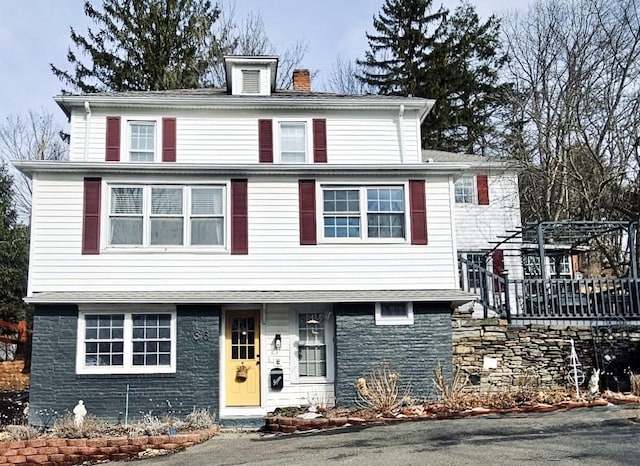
[375,302,414,326]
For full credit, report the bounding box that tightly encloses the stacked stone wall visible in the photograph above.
[452,313,640,392]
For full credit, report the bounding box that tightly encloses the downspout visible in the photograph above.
[83,101,91,161]
[398,104,405,163]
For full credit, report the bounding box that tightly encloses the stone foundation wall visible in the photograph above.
[452,312,640,392]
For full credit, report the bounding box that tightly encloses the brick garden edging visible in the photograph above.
[0,426,219,465]
[263,398,623,434]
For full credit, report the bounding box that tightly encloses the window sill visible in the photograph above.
[318,238,409,245]
[102,246,228,254]
[290,377,334,385]
[76,367,176,376]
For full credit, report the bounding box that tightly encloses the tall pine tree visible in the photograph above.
[51,0,220,93]
[0,164,29,323]
[358,0,507,154]
[357,0,447,97]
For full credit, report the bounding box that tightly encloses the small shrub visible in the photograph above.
[128,414,171,437]
[356,363,410,416]
[184,408,215,429]
[631,373,640,396]
[52,413,108,439]
[432,363,471,411]
[3,424,40,441]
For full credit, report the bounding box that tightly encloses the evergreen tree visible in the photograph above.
[357,0,447,97]
[51,0,220,93]
[0,164,29,323]
[358,0,507,153]
[424,3,507,153]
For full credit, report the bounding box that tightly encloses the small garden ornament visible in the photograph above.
[73,400,87,429]
[588,369,600,396]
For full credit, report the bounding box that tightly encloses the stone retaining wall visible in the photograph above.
[452,313,640,392]
[0,427,219,465]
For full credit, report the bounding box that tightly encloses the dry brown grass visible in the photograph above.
[631,373,640,396]
[356,363,411,416]
[51,413,109,439]
[432,363,471,411]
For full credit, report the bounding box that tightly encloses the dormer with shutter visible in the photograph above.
[224,55,278,96]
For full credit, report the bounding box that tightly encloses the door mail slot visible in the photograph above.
[270,367,284,391]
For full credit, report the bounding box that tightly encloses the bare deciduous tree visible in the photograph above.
[502,0,640,224]
[326,55,376,94]
[210,1,310,89]
[0,111,68,218]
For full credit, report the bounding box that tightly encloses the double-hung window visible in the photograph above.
[280,122,307,163]
[454,177,474,204]
[129,121,156,162]
[109,185,225,248]
[298,313,327,378]
[322,186,405,240]
[77,310,176,374]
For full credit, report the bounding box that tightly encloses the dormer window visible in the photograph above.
[224,56,278,96]
[242,70,260,94]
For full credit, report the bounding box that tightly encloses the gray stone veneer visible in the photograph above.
[28,304,220,425]
[334,302,453,406]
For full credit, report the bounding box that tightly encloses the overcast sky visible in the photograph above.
[0,0,530,124]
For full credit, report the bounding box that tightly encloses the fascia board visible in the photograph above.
[14,161,471,178]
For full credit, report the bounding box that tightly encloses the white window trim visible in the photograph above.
[375,302,414,326]
[275,119,312,164]
[289,308,334,384]
[106,183,227,251]
[319,183,409,243]
[76,306,177,375]
[123,117,162,163]
[454,176,475,205]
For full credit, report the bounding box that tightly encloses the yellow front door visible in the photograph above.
[225,310,261,406]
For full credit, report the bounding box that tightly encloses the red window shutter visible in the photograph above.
[82,178,101,254]
[492,249,505,291]
[299,180,317,245]
[231,179,248,254]
[477,175,489,205]
[258,119,273,163]
[409,180,428,245]
[162,118,177,162]
[105,117,121,162]
[312,119,327,163]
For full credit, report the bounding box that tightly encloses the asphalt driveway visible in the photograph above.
[115,405,640,465]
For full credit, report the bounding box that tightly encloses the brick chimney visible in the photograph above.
[292,69,311,92]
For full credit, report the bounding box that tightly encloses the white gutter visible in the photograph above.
[83,101,91,161]
[14,161,471,178]
[398,104,405,163]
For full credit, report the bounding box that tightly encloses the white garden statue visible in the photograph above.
[73,400,87,429]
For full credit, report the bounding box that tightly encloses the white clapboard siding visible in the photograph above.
[259,304,334,410]
[453,172,524,281]
[454,172,521,251]
[28,173,458,293]
[67,108,422,165]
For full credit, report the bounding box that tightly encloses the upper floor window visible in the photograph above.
[322,186,405,240]
[129,121,156,162]
[454,177,474,204]
[280,122,307,163]
[109,184,225,248]
[242,70,260,94]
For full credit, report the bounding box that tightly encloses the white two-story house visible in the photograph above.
[18,56,519,425]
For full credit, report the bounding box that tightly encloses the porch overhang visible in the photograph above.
[25,289,476,308]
